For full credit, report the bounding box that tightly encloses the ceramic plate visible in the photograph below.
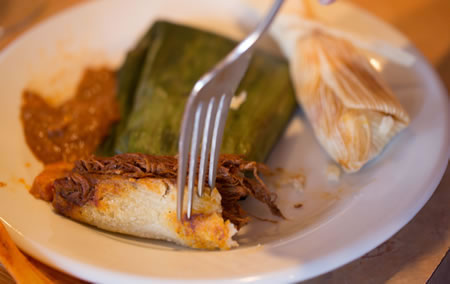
[0,0,448,283]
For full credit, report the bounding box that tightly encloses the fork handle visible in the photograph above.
[235,0,285,54]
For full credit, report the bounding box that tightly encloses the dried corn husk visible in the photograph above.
[245,0,410,172]
[293,31,409,171]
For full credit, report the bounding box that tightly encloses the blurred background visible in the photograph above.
[1,0,449,89]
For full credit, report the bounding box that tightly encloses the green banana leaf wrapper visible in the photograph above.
[98,20,297,162]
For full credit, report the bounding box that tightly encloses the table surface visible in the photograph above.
[0,0,449,283]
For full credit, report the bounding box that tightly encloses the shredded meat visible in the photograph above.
[53,153,284,228]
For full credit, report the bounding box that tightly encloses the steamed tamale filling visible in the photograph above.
[47,153,283,229]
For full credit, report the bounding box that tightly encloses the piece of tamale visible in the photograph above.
[32,154,282,250]
[245,0,410,172]
[98,21,297,162]
[290,31,409,172]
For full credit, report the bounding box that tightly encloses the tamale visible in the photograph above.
[290,32,409,172]
[98,21,297,162]
[32,154,282,250]
[245,0,410,172]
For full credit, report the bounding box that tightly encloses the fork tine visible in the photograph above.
[198,98,218,196]
[208,92,233,189]
[186,104,205,219]
[179,0,285,220]
[177,100,196,221]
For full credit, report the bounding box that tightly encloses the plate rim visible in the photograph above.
[0,0,448,283]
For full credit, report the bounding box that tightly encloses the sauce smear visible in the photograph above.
[21,68,119,164]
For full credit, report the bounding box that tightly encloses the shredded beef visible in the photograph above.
[54,153,284,228]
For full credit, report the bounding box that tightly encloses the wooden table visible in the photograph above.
[1,0,449,283]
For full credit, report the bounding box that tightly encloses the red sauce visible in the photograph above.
[21,68,119,164]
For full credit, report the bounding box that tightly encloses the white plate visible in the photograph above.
[0,0,448,283]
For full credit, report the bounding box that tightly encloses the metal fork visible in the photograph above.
[177,0,285,220]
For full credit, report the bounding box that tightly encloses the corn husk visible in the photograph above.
[245,0,410,172]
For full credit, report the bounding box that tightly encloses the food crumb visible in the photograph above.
[269,167,306,191]
[17,178,31,190]
[230,91,247,110]
[0,182,6,187]
[25,162,31,168]
[326,164,341,182]
[293,203,303,209]
[319,191,340,201]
